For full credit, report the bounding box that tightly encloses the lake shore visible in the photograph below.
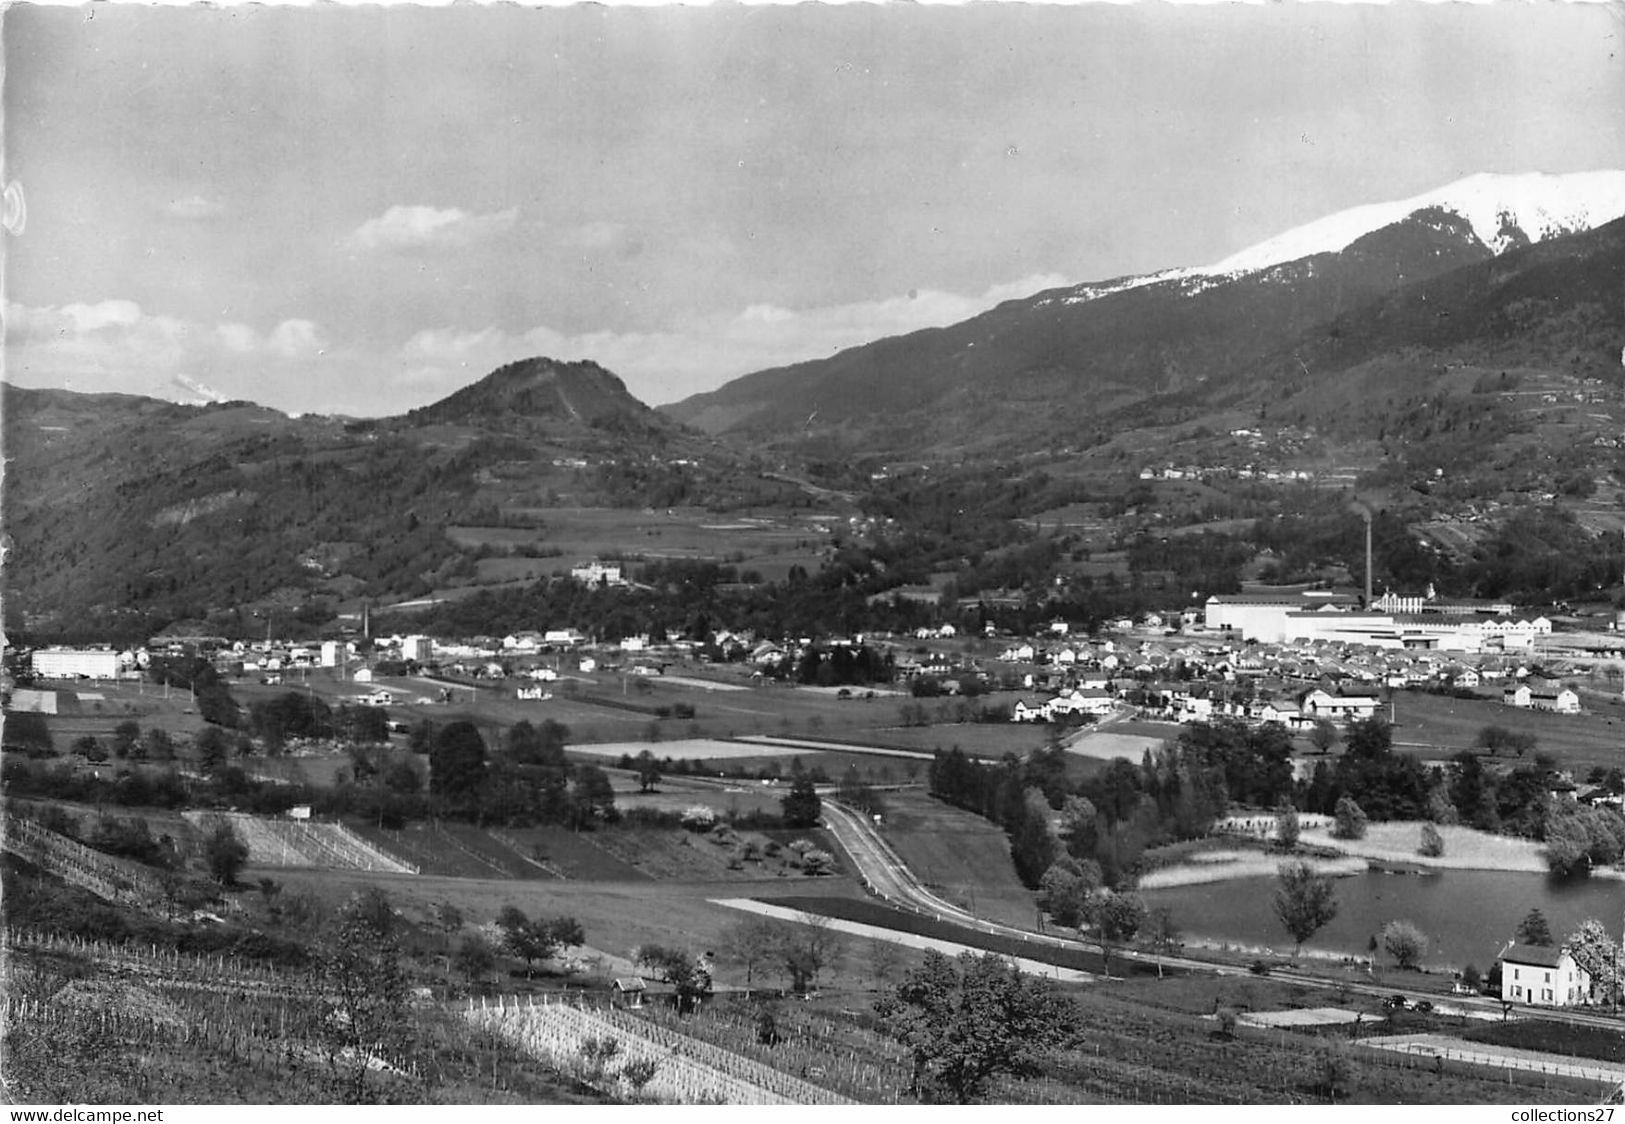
[1140,821,1625,888]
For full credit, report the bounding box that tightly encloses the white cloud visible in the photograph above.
[3,299,333,407]
[3,270,1069,416]
[60,300,144,333]
[268,318,327,358]
[345,205,519,252]
[395,271,1071,406]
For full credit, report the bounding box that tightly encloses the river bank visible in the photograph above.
[1142,821,1625,888]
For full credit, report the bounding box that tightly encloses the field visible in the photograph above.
[1390,689,1625,774]
[1064,729,1171,763]
[871,789,1038,928]
[444,505,836,586]
[254,868,890,990]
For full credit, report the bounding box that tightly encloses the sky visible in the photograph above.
[4,1,1624,416]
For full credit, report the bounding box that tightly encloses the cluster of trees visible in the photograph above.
[426,718,616,829]
[780,643,896,688]
[247,692,388,751]
[930,719,1307,890]
[720,915,845,996]
[494,905,584,977]
[1544,800,1625,877]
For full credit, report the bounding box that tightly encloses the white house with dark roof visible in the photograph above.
[1499,944,1593,1007]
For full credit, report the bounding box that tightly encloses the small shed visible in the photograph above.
[612,977,648,1008]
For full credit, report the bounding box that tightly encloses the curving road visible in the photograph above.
[819,799,1102,966]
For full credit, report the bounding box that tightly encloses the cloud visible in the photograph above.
[345,205,519,252]
[268,318,327,358]
[4,299,333,408]
[395,271,1071,406]
[166,195,226,220]
[3,271,1070,417]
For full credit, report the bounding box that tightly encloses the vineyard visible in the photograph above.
[465,993,854,1104]
[7,930,310,997]
[2,932,604,1105]
[182,811,418,874]
[1,816,169,912]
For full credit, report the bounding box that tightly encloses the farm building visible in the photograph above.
[1499,944,1593,1007]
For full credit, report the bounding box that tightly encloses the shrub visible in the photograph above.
[1381,919,1430,970]
[1419,823,1445,857]
[1331,796,1368,840]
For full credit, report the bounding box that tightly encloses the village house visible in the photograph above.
[1300,688,1380,724]
[1499,944,1593,1007]
[1047,687,1115,720]
[1528,683,1581,714]
[1010,698,1048,723]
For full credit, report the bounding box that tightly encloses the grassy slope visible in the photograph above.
[1391,689,1625,775]
[873,789,1037,928]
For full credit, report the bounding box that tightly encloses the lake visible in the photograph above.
[1141,867,1624,972]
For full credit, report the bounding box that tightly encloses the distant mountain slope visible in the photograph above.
[405,356,672,437]
[664,171,1625,455]
[1,358,765,638]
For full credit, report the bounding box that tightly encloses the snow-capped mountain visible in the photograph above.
[666,170,1625,455]
[1204,170,1625,272]
[1051,170,1625,307]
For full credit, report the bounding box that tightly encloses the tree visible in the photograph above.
[1331,796,1368,840]
[874,950,1083,1103]
[781,774,822,828]
[719,917,779,991]
[635,946,712,1014]
[497,905,556,977]
[112,719,142,759]
[455,934,496,987]
[1310,719,1339,756]
[429,721,487,803]
[1038,857,1099,929]
[1419,822,1445,857]
[204,821,249,886]
[1274,803,1301,851]
[431,901,464,962]
[1478,725,1538,759]
[195,726,232,775]
[1381,919,1430,970]
[1145,906,1180,979]
[142,727,176,762]
[72,734,107,763]
[633,749,662,793]
[496,907,584,976]
[1273,861,1338,955]
[1461,962,1484,992]
[1515,908,1553,947]
[314,890,410,1102]
[770,916,844,995]
[1086,890,1146,979]
[569,764,617,828]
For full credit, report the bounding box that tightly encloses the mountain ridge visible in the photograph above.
[662,171,1625,454]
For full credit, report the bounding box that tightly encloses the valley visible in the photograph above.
[6,170,1625,1107]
